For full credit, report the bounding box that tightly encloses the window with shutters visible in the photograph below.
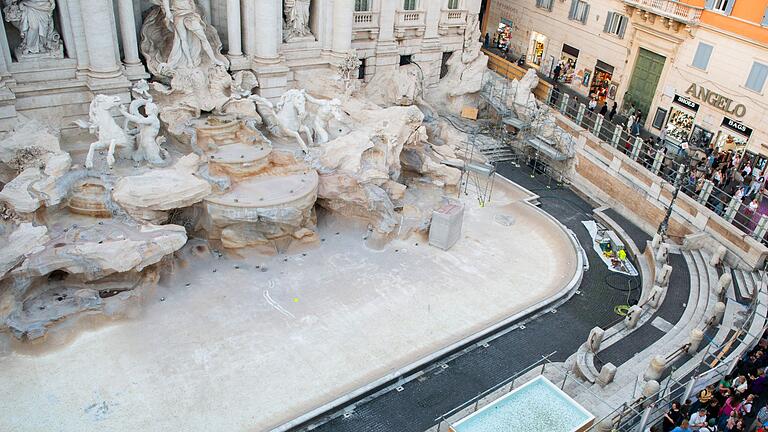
[745,61,768,93]
[706,0,734,15]
[691,42,713,70]
[447,0,460,9]
[568,0,589,24]
[603,12,628,38]
[535,0,553,11]
[355,0,370,11]
[403,0,417,10]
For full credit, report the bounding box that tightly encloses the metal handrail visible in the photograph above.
[435,351,557,423]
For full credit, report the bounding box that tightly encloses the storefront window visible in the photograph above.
[715,130,748,151]
[715,117,753,151]
[495,21,512,50]
[690,125,714,149]
[590,70,612,103]
[529,32,547,67]
[666,107,695,143]
[558,44,579,84]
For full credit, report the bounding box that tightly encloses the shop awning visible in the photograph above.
[525,136,569,161]
[562,44,580,58]
[595,60,614,74]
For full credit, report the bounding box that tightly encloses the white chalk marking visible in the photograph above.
[263,280,295,319]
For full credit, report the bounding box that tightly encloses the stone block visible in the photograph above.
[587,327,604,353]
[597,363,617,387]
[625,305,642,329]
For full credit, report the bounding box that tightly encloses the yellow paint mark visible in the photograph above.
[293,298,299,303]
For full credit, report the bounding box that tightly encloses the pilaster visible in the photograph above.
[79,0,131,93]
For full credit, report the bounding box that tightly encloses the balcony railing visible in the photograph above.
[396,10,426,27]
[353,11,378,29]
[624,0,703,25]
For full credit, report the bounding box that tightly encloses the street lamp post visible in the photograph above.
[657,152,691,239]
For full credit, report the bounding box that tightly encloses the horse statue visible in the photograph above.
[249,89,314,153]
[304,94,347,145]
[75,95,133,169]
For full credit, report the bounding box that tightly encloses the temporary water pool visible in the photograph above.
[450,376,594,432]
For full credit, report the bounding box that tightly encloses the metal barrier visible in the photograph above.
[540,84,768,247]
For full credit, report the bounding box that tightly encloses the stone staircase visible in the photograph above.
[567,247,720,415]
[728,266,761,303]
[474,134,516,163]
[555,246,768,426]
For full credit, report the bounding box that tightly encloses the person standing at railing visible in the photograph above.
[588,96,597,112]
[599,101,608,117]
[632,113,643,137]
[664,401,684,432]
[553,62,562,82]
[609,101,617,122]
[748,176,764,198]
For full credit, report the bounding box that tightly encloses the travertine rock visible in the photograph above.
[113,154,212,223]
[203,170,319,248]
[400,126,461,188]
[0,116,61,164]
[0,167,43,213]
[18,222,187,281]
[428,14,488,113]
[0,223,49,277]
[315,105,424,234]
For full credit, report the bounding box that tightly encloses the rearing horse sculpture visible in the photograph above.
[75,95,133,169]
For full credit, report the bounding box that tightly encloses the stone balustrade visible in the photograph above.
[623,0,703,25]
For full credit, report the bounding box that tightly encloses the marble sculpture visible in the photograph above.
[76,95,133,169]
[284,0,312,41]
[120,98,169,167]
[2,0,63,59]
[0,7,494,342]
[141,0,229,78]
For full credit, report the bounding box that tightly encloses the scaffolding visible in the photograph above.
[479,69,575,187]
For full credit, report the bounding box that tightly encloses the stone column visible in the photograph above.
[374,0,399,76]
[332,0,354,55]
[226,0,248,69]
[248,0,288,101]
[689,329,705,352]
[79,0,130,90]
[644,356,666,381]
[248,0,280,62]
[419,0,444,85]
[116,0,148,79]
[0,10,16,132]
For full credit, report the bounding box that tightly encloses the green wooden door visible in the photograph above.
[625,48,666,119]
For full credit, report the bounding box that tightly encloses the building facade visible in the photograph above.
[0,0,479,135]
[481,0,632,105]
[481,0,768,156]
[629,0,768,159]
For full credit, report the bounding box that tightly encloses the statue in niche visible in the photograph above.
[140,0,228,78]
[3,0,63,59]
[283,0,312,41]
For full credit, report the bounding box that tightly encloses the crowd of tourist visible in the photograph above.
[561,94,767,237]
[483,40,768,240]
[634,132,767,231]
[652,334,768,432]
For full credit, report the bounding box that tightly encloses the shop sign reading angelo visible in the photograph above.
[685,83,747,118]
